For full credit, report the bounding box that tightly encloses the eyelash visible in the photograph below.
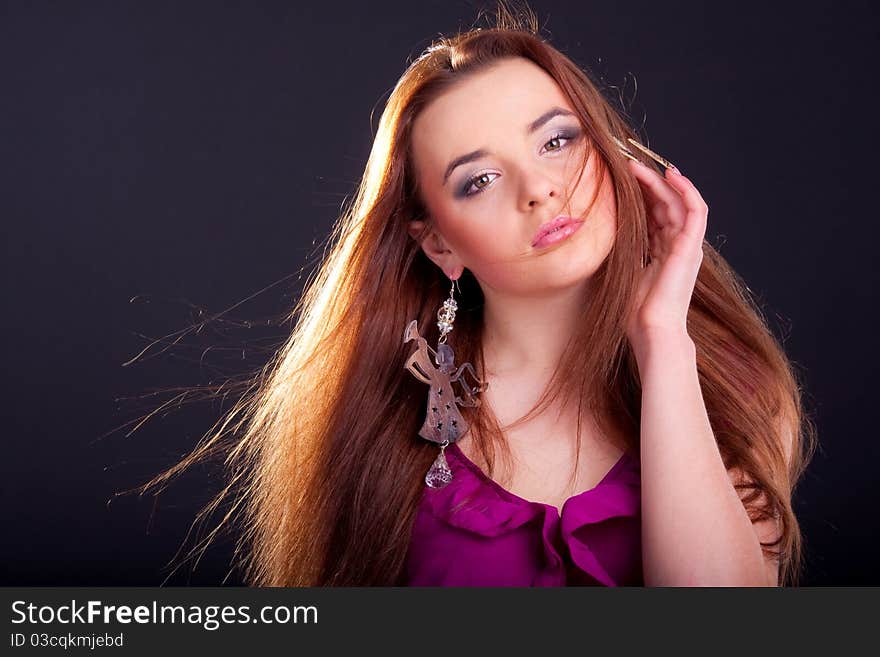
[461,129,581,198]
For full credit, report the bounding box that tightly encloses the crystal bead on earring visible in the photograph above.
[425,440,453,488]
[437,280,457,344]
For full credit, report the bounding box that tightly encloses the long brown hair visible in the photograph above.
[137,1,817,586]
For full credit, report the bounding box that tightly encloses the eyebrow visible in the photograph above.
[441,106,576,186]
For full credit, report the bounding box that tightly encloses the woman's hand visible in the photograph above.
[625,159,709,357]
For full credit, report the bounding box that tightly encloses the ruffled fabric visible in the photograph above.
[405,441,643,586]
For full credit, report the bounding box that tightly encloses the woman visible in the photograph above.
[146,5,816,586]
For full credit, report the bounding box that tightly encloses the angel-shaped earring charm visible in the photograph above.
[403,278,487,488]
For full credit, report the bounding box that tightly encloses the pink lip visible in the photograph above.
[531,215,585,248]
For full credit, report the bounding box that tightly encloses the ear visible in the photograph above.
[407,219,465,280]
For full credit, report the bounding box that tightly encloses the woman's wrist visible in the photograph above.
[630,326,696,369]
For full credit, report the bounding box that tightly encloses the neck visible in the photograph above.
[480,280,590,378]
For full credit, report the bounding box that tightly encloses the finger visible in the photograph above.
[627,159,686,227]
[662,167,709,244]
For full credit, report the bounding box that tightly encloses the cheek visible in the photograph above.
[597,211,618,258]
[437,203,517,261]
[452,226,521,276]
[590,193,618,259]
[585,169,618,240]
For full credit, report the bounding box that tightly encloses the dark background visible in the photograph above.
[1,0,876,585]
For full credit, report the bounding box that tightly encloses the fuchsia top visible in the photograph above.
[405,441,643,586]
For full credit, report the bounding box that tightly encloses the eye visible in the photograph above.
[541,129,581,155]
[460,129,581,198]
[461,171,500,197]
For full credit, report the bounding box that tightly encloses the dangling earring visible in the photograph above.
[403,275,487,488]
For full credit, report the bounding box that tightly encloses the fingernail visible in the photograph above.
[667,165,681,176]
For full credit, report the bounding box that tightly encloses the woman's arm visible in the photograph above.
[622,157,786,586]
[634,328,780,586]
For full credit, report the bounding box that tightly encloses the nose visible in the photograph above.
[520,170,559,211]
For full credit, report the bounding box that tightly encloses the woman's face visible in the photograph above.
[409,56,618,298]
